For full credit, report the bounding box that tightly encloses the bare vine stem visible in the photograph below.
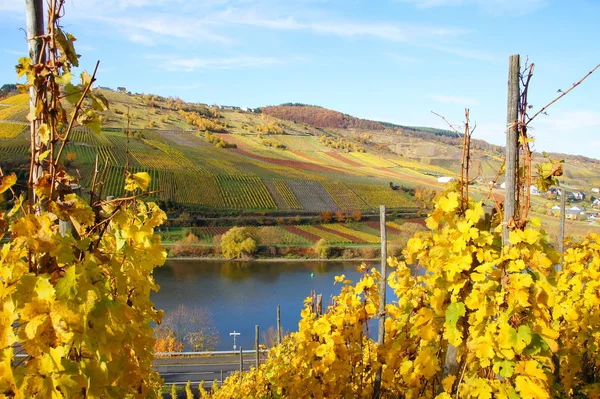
[527,63,600,125]
[53,60,100,165]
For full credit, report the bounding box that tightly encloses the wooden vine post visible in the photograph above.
[503,54,521,246]
[558,180,567,262]
[25,0,45,203]
[373,205,387,398]
[277,304,282,345]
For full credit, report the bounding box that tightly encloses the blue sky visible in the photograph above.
[1,0,599,158]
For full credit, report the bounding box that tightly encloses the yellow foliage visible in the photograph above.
[205,189,600,399]
[221,227,257,259]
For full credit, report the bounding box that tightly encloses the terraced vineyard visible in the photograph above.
[0,93,29,105]
[321,224,380,243]
[347,184,414,209]
[296,225,353,244]
[287,181,340,212]
[322,181,368,211]
[263,179,303,210]
[0,104,28,121]
[216,175,276,210]
[0,122,27,139]
[173,173,223,206]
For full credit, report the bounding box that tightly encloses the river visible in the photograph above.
[152,259,396,351]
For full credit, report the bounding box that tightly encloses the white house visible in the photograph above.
[530,185,539,196]
[437,176,456,183]
[592,188,600,193]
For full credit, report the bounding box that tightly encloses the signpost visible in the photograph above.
[229,331,241,350]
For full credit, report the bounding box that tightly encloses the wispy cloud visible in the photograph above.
[215,9,468,42]
[397,0,547,15]
[96,15,233,44]
[147,55,285,71]
[428,94,479,106]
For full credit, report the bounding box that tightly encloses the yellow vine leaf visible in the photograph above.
[515,376,549,399]
[125,171,151,191]
[0,173,17,194]
[438,192,459,213]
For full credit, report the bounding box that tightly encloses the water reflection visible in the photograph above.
[152,260,389,351]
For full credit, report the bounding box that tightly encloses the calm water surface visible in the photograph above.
[152,260,395,351]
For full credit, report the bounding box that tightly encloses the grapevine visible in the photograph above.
[0,2,165,397]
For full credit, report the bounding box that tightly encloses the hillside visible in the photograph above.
[2,90,600,220]
[262,103,600,184]
[0,90,422,215]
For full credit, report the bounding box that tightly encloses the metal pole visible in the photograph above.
[503,54,521,247]
[255,325,260,369]
[373,205,387,398]
[277,305,282,345]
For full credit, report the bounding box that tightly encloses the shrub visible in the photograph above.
[170,233,210,257]
[320,211,333,223]
[359,246,378,259]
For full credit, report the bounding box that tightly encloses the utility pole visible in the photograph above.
[503,54,521,247]
[373,205,387,398]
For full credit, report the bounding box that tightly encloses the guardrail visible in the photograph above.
[155,349,267,356]
[15,349,269,359]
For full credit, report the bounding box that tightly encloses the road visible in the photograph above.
[155,354,263,386]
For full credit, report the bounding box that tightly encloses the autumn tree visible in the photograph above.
[221,227,257,259]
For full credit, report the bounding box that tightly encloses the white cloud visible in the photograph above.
[428,94,479,106]
[147,55,284,71]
